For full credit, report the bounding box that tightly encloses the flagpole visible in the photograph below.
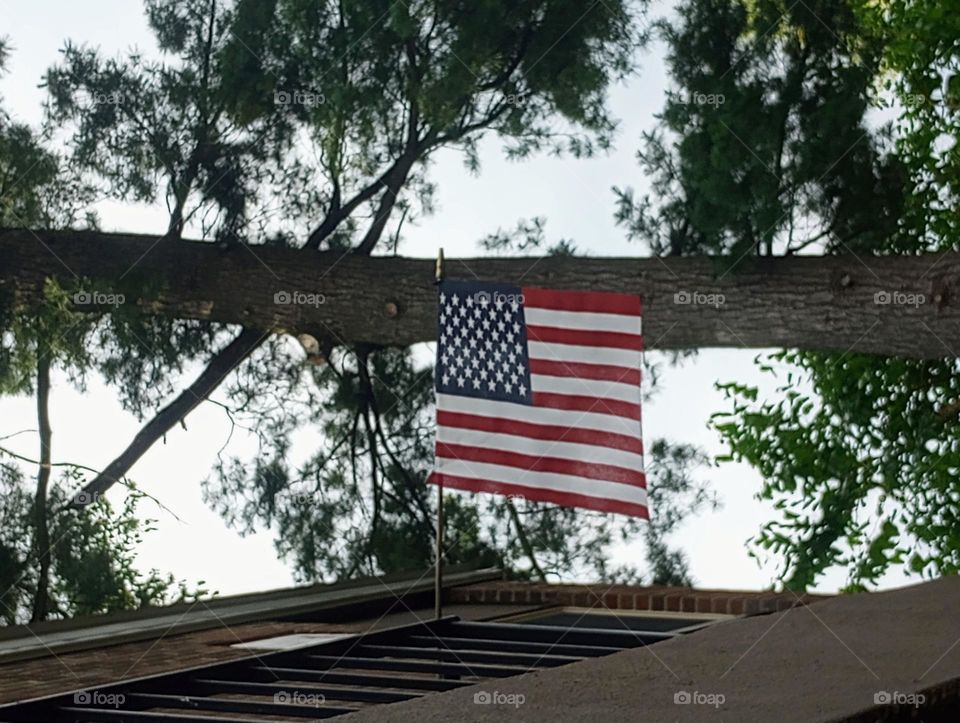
[639,310,647,518]
[434,248,445,620]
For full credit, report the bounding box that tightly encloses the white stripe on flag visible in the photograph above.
[433,458,649,507]
[527,341,641,368]
[436,425,645,472]
[524,307,642,335]
[436,393,641,437]
[530,373,640,404]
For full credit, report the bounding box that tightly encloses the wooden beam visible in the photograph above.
[3,228,959,358]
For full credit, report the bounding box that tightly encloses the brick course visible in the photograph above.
[447,581,829,617]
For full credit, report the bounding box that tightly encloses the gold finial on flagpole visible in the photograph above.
[435,247,445,284]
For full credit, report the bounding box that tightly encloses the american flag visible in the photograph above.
[429,279,647,519]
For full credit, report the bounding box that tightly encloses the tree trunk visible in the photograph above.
[3,228,959,359]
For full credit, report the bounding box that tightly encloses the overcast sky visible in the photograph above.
[1,1,914,597]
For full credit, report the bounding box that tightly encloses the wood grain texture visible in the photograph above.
[3,228,959,358]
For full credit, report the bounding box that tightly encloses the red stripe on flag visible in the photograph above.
[435,442,647,489]
[436,411,644,455]
[522,287,642,316]
[526,324,643,351]
[533,392,641,421]
[528,358,641,386]
[428,473,649,519]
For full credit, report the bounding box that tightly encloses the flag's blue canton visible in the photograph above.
[436,280,533,405]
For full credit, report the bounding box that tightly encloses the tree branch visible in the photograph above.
[304,153,417,250]
[352,154,418,256]
[70,327,267,504]
[506,499,548,582]
[477,24,535,91]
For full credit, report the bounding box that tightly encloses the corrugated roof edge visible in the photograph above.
[0,565,501,665]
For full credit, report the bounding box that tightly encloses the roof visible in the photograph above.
[0,573,818,713]
[0,566,501,666]
[343,576,960,723]
[1,613,682,720]
[0,566,509,704]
